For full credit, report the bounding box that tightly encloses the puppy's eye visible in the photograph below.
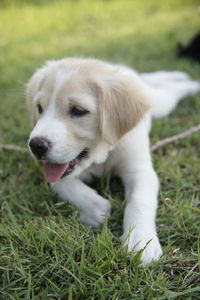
[37,104,43,114]
[69,106,89,117]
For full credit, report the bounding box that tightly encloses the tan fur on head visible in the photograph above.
[27,59,151,145]
[93,73,151,145]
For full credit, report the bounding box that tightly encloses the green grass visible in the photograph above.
[0,0,200,299]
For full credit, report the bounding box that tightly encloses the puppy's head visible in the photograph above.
[27,58,150,183]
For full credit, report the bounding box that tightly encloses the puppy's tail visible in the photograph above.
[141,71,200,118]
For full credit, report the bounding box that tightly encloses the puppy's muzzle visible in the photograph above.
[29,137,51,159]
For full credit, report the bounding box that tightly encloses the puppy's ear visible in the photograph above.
[93,73,151,145]
[26,68,46,125]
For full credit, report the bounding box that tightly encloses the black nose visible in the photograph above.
[29,137,51,159]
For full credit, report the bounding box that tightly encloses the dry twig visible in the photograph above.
[0,144,28,152]
[151,124,200,151]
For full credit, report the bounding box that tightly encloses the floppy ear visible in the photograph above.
[26,67,46,125]
[93,73,151,145]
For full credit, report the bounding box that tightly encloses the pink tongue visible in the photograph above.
[42,163,68,183]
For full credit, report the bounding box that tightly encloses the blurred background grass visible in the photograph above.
[0,0,200,299]
[0,0,200,144]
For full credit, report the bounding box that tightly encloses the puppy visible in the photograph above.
[27,58,200,265]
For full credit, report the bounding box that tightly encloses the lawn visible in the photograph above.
[0,0,200,299]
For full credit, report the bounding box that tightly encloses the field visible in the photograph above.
[0,0,200,299]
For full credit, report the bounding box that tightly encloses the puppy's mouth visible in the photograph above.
[42,148,89,183]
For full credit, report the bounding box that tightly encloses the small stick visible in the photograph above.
[151,124,200,151]
[0,144,28,152]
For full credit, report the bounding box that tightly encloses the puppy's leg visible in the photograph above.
[116,127,162,266]
[121,166,162,266]
[52,178,111,227]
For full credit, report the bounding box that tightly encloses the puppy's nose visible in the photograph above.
[29,137,51,159]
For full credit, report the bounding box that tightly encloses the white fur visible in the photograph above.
[27,59,200,266]
[141,71,200,118]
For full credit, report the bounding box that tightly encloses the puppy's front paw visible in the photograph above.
[121,230,162,266]
[79,195,111,227]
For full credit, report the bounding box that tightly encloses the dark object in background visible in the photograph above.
[177,31,200,62]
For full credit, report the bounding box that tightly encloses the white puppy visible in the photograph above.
[27,58,200,265]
